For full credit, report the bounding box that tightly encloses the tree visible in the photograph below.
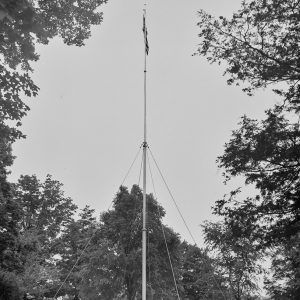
[80,185,182,300]
[11,174,78,299]
[264,233,300,300]
[216,108,300,247]
[196,1,300,297]
[196,0,300,111]
[0,131,22,298]
[0,127,20,270]
[14,174,77,249]
[211,107,300,298]
[0,173,21,273]
[0,0,107,144]
[0,2,107,297]
[19,249,60,299]
[202,220,263,300]
[179,242,227,300]
[55,205,97,300]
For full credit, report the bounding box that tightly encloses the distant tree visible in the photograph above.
[11,174,78,298]
[202,220,263,300]
[80,185,182,300]
[0,133,22,298]
[196,0,300,111]
[55,206,97,299]
[264,233,300,299]
[14,174,77,251]
[19,249,60,299]
[179,242,227,300]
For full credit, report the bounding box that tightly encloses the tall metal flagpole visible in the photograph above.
[142,6,148,300]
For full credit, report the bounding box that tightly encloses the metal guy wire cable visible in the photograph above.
[121,144,142,186]
[148,146,197,244]
[148,146,227,300]
[53,145,143,299]
[147,154,181,300]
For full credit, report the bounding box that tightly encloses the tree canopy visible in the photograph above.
[0,0,107,143]
[217,109,300,247]
[0,4,107,296]
[197,1,300,299]
[2,177,225,299]
[196,0,300,111]
[81,185,182,300]
[203,220,262,300]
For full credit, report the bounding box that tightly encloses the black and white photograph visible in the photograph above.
[0,0,299,299]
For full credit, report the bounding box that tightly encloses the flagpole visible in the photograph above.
[142,7,148,300]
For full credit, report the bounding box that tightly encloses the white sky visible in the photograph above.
[10,0,278,246]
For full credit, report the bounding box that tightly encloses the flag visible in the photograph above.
[143,13,149,55]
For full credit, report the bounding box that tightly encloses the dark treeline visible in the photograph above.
[1,178,227,299]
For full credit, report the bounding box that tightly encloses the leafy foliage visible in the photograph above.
[209,109,300,299]
[1,176,229,299]
[0,137,22,297]
[81,185,182,300]
[0,174,78,299]
[217,108,300,247]
[179,242,227,300]
[196,0,300,111]
[19,250,60,299]
[15,174,77,246]
[197,1,300,298]
[0,0,107,142]
[203,221,262,300]
[265,233,300,299]
[0,270,22,300]
[0,2,108,297]
[56,206,97,299]
[14,175,78,298]
[209,107,300,298]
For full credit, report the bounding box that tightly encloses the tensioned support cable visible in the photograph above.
[147,146,227,300]
[53,231,96,299]
[147,154,181,300]
[53,144,143,299]
[148,146,197,244]
[121,144,143,187]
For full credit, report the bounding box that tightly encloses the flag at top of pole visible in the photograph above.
[143,10,149,55]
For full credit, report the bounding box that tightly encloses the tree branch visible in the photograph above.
[213,23,300,74]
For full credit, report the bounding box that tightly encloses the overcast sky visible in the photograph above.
[10,0,278,246]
